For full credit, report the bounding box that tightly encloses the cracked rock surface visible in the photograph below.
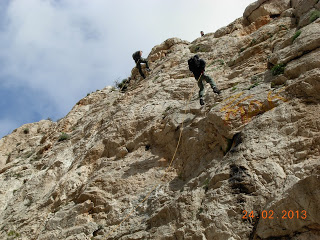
[1,0,320,239]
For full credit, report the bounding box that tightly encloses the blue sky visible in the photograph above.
[0,0,255,138]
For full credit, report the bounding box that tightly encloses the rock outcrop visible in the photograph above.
[0,0,320,239]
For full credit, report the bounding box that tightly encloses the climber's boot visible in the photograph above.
[213,87,221,95]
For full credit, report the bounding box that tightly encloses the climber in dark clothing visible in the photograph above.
[132,50,151,79]
[188,55,221,105]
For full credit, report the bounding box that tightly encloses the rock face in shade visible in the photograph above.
[0,0,320,239]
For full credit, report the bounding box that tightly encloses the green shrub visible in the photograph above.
[13,173,22,178]
[58,132,69,142]
[310,10,320,23]
[251,75,260,82]
[7,230,20,238]
[198,207,204,214]
[239,47,246,53]
[250,38,257,46]
[246,82,260,90]
[292,30,301,42]
[217,59,225,66]
[23,128,29,134]
[202,179,209,192]
[267,32,273,38]
[231,83,238,92]
[115,78,129,90]
[271,63,286,76]
[189,44,211,53]
[153,76,159,82]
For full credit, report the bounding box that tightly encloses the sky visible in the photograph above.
[0,0,255,138]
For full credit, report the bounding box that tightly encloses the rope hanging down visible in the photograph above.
[104,73,203,239]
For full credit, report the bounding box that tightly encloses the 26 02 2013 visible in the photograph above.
[242,210,307,219]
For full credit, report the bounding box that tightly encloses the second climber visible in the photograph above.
[132,50,151,79]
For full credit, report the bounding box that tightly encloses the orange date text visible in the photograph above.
[242,210,307,220]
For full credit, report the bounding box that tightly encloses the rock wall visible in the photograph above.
[0,0,320,239]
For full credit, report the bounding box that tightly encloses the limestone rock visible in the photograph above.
[1,1,320,240]
[269,20,320,65]
[243,0,291,24]
[256,175,320,239]
[285,48,320,79]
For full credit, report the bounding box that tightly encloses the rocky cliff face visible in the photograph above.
[1,0,320,239]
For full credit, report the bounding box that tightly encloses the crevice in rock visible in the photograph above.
[229,164,255,195]
[249,212,261,240]
[270,14,281,19]
[287,48,314,63]
[92,225,103,237]
[224,132,243,155]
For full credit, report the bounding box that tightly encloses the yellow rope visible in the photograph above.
[104,73,203,239]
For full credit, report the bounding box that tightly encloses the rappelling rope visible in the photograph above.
[104,73,203,239]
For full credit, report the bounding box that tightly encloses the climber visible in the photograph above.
[132,50,151,79]
[188,55,221,106]
[200,31,204,37]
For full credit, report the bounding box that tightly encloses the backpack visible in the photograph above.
[188,55,200,73]
[132,51,141,62]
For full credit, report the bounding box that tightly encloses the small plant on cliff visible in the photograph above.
[231,83,238,92]
[310,10,320,23]
[217,59,225,66]
[58,132,69,142]
[153,75,159,83]
[7,230,20,238]
[271,63,286,76]
[189,44,211,53]
[292,30,301,42]
[246,81,260,90]
[23,128,29,134]
[115,78,129,90]
[250,38,257,46]
[202,179,209,192]
[239,47,246,53]
[267,32,273,38]
[198,207,204,214]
